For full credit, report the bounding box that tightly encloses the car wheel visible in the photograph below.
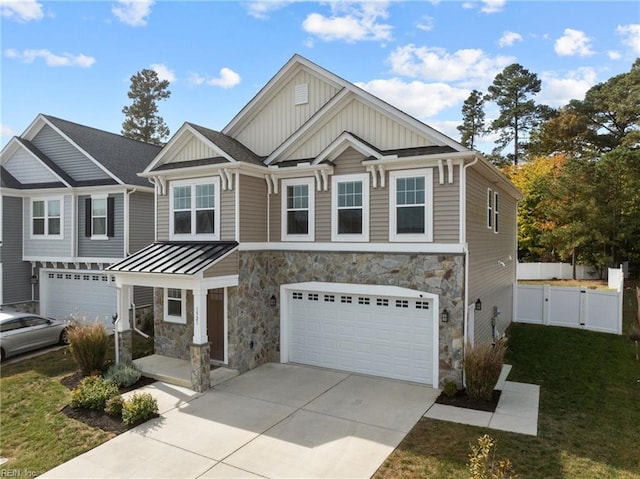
[59,329,69,345]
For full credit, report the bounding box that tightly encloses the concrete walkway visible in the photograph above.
[43,363,539,478]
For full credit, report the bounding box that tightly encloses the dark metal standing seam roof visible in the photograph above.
[107,242,238,275]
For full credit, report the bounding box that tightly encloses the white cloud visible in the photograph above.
[189,68,241,89]
[539,67,598,107]
[499,31,522,47]
[607,50,622,60]
[150,63,175,82]
[356,78,469,118]
[616,24,640,54]
[244,1,291,20]
[481,0,505,14]
[112,0,153,27]
[388,44,514,84]
[5,48,95,67]
[0,0,43,22]
[0,123,15,138]
[302,2,392,43]
[416,15,434,32]
[554,28,594,57]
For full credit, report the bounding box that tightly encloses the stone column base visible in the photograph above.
[118,330,133,364]
[190,343,211,392]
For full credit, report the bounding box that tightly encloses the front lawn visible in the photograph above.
[0,332,153,475]
[376,281,640,478]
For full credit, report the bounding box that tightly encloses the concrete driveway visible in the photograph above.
[43,363,440,478]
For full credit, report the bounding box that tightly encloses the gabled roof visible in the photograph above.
[187,123,264,166]
[107,241,238,275]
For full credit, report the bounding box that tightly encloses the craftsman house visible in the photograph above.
[108,55,521,391]
[0,115,160,328]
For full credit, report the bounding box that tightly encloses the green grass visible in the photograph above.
[0,332,153,475]
[376,280,640,479]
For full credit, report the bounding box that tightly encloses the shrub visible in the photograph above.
[464,339,506,401]
[67,321,110,375]
[105,395,124,417]
[443,380,458,397]
[468,434,517,479]
[122,392,158,426]
[70,376,119,411]
[104,362,142,388]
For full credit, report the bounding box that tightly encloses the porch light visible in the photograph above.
[440,309,449,323]
[270,295,277,307]
[475,298,482,311]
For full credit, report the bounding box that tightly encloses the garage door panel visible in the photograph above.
[287,288,435,384]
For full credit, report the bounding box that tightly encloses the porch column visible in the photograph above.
[191,287,210,392]
[115,284,133,364]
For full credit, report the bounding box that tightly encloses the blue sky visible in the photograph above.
[1,0,638,153]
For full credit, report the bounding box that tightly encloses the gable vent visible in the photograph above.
[294,83,308,105]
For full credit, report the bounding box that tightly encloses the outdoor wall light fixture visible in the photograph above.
[475,298,482,311]
[440,309,449,322]
[270,295,277,307]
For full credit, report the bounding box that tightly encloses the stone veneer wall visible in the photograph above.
[226,251,465,387]
[153,287,194,361]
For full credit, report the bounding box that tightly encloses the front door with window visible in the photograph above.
[207,288,224,361]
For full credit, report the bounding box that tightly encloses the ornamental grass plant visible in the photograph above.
[464,339,507,401]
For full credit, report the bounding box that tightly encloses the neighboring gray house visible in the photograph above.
[0,114,160,328]
[109,55,522,391]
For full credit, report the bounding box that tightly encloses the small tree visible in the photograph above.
[469,435,517,479]
[121,68,171,145]
[457,89,487,150]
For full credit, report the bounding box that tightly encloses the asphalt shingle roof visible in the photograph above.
[186,123,265,166]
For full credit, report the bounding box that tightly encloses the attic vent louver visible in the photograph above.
[295,83,308,105]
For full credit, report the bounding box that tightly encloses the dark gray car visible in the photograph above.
[0,312,69,361]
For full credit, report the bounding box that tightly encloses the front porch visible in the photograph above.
[133,354,239,389]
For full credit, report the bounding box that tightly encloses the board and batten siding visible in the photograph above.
[173,135,216,162]
[23,194,73,259]
[156,193,169,241]
[128,192,154,253]
[3,148,60,184]
[1,195,32,304]
[287,99,436,161]
[77,193,124,258]
[235,68,341,156]
[466,165,518,345]
[239,175,267,242]
[203,250,238,278]
[31,125,111,181]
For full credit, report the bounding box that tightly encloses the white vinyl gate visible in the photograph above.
[281,282,439,386]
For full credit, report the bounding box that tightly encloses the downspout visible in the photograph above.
[114,315,120,365]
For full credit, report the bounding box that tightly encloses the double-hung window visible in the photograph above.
[389,169,433,242]
[282,177,314,241]
[164,288,186,324]
[170,178,219,240]
[487,188,499,233]
[332,174,369,242]
[85,196,114,239]
[32,198,62,238]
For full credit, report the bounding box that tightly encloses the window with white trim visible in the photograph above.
[494,191,499,234]
[389,169,433,242]
[281,177,314,241]
[487,188,493,229]
[31,198,62,238]
[331,173,369,242]
[92,196,107,238]
[164,288,186,324]
[170,177,219,240]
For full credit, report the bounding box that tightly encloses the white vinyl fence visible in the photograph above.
[515,267,624,335]
[517,262,599,280]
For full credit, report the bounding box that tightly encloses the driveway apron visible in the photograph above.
[43,363,440,479]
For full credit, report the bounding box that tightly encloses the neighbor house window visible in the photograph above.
[32,198,62,238]
[170,178,219,240]
[331,174,369,242]
[281,177,314,241]
[164,288,186,324]
[494,191,499,234]
[389,169,433,242]
[487,188,493,229]
[85,196,115,238]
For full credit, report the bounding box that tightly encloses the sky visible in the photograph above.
[1,0,639,154]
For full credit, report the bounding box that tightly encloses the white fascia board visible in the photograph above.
[20,114,48,141]
[111,271,238,290]
[362,154,471,172]
[143,122,192,173]
[239,242,466,254]
[3,185,146,198]
[281,281,439,300]
[24,256,123,264]
[311,132,385,166]
[40,116,125,186]
[267,163,333,180]
[1,139,73,188]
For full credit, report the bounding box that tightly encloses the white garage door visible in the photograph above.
[285,283,437,385]
[41,270,116,330]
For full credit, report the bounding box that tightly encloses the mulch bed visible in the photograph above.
[435,389,501,412]
[60,372,158,434]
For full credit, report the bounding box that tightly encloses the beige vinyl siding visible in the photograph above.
[269,189,281,242]
[239,175,268,242]
[433,168,460,243]
[370,186,388,242]
[315,190,330,242]
[156,194,169,241]
[466,166,518,345]
[173,135,216,162]
[220,189,235,241]
[287,99,436,161]
[203,250,238,278]
[235,69,341,156]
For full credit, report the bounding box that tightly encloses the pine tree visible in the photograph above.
[457,90,487,150]
[121,69,171,145]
